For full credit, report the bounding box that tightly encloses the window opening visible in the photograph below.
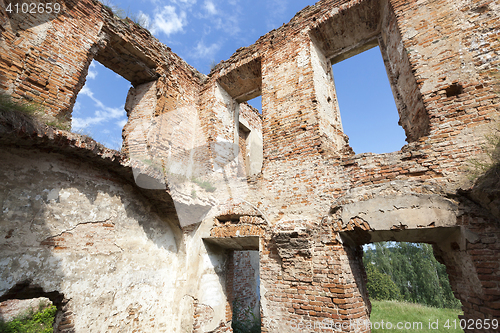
[0,282,65,331]
[237,96,263,177]
[247,96,262,114]
[238,123,250,177]
[72,60,131,151]
[332,46,406,154]
[363,241,462,324]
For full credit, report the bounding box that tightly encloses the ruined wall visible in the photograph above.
[205,0,500,331]
[0,0,103,125]
[1,0,500,332]
[0,146,177,331]
[0,139,239,332]
[0,0,202,130]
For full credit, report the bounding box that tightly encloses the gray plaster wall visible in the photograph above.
[0,147,228,332]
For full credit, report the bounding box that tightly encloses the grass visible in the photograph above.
[0,303,57,333]
[0,93,69,131]
[191,177,216,192]
[45,121,69,131]
[99,0,150,29]
[370,300,463,332]
[0,93,42,117]
[467,122,500,182]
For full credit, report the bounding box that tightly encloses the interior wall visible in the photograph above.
[0,147,231,332]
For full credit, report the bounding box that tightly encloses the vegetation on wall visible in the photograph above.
[468,123,500,181]
[0,303,57,333]
[0,93,42,117]
[232,298,261,333]
[99,0,150,29]
[0,93,69,131]
[363,242,461,309]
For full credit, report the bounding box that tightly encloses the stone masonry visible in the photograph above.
[1,0,500,332]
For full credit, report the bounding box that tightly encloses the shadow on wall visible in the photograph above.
[127,102,252,228]
[2,0,73,33]
[0,148,69,329]
[465,131,500,220]
[344,245,371,315]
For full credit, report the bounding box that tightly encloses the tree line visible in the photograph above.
[363,242,461,309]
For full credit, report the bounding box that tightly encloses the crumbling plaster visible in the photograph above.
[0,147,235,332]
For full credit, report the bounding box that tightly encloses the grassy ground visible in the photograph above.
[370,300,463,332]
[0,305,56,333]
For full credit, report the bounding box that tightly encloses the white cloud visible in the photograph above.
[220,12,240,36]
[204,2,240,36]
[79,85,93,97]
[72,85,127,132]
[72,115,104,130]
[171,0,197,6]
[116,119,128,128]
[87,62,97,79]
[73,100,81,114]
[193,40,221,59]
[204,0,217,15]
[150,5,187,36]
[135,11,151,29]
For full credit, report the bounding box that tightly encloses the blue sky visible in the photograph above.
[72,0,406,154]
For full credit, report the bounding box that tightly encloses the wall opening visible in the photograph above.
[203,234,261,331]
[215,57,263,176]
[238,122,251,177]
[363,241,462,323]
[230,250,261,332]
[0,297,56,330]
[331,46,406,154]
[310,0,430,151]
[0,281,66,331]
[237,98,263,177]
[72,59,131,151]
[247,96,262,114]
[445,83,464,98]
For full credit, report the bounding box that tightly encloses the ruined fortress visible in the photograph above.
[1,0,500,332]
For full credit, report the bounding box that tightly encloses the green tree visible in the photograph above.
[363,242,461,309]
[365,263,401,301]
